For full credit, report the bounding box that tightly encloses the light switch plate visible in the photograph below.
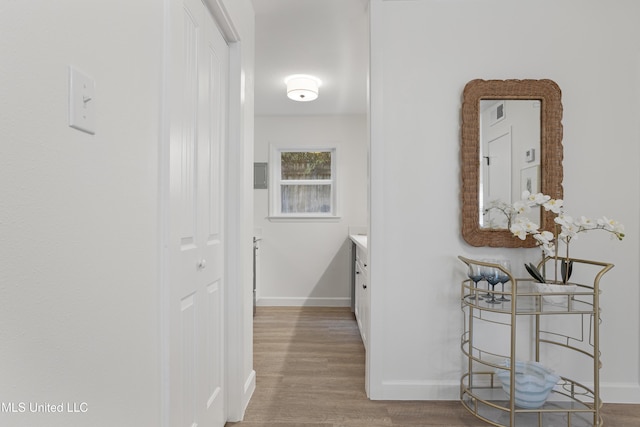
[69,66,96,134]
[525,148,536,162]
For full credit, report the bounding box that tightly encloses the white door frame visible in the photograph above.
[159,0,252,424]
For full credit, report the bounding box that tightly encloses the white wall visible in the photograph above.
[0,1,163,426]
[369,0,640,402]
[254,115,367,306]
[0,0,255,426]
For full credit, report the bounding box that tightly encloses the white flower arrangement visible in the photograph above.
[507,191,625,283]
[510,191,624,256]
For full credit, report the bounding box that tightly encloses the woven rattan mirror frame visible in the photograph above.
[461,79,564,247]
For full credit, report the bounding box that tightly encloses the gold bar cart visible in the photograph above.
[458,256,614,426]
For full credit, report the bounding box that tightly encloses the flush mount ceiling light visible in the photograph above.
[285,75,321,102]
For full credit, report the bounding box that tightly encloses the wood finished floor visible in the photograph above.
[226,307,640,427]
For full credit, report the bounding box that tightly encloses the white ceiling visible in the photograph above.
[252,0,369,116]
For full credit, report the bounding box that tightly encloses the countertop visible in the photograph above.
[349,234,367,252]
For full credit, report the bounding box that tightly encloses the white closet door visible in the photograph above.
[486,131,512,227]
[168,0,229,425]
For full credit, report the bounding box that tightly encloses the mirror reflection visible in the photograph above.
[480,100,541,228]
[460,79,563,248]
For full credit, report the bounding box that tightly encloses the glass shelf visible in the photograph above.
[461,393,600,427]
[462,282,595,315]
[461,373,600,427]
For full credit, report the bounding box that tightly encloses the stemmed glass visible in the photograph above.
[495,259,512,302]
[484,261,501,304]
[466,263,484,300]
[479,259,496,300]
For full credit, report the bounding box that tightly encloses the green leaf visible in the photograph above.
[525,263,545,283]
[561,260,573,284]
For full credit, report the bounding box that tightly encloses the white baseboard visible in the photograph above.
[601,382,640,403]
[242,370,256,411]
[256,297,351,307]
[369,380,460,401]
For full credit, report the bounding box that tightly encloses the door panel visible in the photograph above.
[180,294,196,427]
[487,131,512,202]
[486,130,512,228]
[206,280,222,407]
[198,8,227,424]
[169,0,228,425]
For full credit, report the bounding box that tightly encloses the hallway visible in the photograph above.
[227,307,640,426]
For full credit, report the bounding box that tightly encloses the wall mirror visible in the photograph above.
[460,79,563,247]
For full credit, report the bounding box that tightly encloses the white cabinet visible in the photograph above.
[350,235,370,396]
[354,245,369,350]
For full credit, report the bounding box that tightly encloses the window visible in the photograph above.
[269,145,338,219]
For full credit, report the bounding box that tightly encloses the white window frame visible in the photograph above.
[268,143,339,221]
